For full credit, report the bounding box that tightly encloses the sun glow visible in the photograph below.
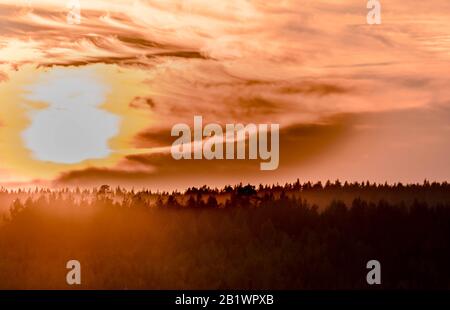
[0,64,153,183]
[22,67,119,164]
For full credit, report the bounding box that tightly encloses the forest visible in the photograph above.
[0,180,449,289]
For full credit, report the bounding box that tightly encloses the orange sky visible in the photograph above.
[0,1,449,190]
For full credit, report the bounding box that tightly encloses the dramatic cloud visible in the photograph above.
[0,0,449,187]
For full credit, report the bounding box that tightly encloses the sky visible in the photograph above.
[0,0,449,190]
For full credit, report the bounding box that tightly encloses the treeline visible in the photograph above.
[2,179,450,196]
[0,181,449,289]
[2,180,450,212]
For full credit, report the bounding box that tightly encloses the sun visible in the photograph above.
[22,67,119,164]
[0,64,153,183]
